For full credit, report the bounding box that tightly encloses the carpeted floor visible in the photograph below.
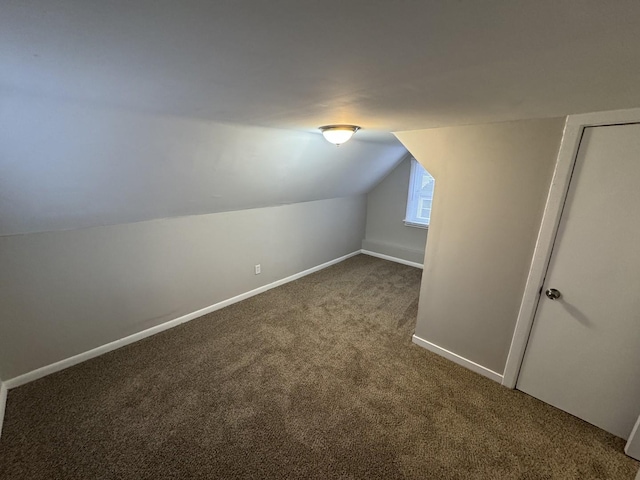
[0,255,637,479]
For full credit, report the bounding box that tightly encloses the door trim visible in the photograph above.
[502,107,640,389]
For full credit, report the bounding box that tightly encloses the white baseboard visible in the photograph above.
[360,239,425,266]
[412,334,503,383]
[0,381,7,439]
[626,415,640,460]
[4,250,361,390]
[361,249,423,269]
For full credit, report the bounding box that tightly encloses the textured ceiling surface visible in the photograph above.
[2,1,640,234]
[3,0,640,134]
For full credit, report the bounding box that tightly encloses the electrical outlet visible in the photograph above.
[255,264,261,275]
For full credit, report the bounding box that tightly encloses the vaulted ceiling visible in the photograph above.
[2,1,640,234]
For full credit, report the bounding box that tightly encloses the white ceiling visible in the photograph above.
[3,0,640,137]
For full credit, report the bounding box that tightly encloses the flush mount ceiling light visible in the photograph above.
[319,125,361,146]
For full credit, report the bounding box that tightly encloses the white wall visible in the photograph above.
[396,118,565,375]
[362,157,428,264]
[0,196,366,380]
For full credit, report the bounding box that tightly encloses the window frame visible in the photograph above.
[404,158,434,229]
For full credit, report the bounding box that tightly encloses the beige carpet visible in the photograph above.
[0,255,637,479]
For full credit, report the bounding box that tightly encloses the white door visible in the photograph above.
[517,123,640,440]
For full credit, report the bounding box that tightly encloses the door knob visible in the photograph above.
[545,288,561,300]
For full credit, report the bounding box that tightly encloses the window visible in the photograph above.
[404,158,435,228]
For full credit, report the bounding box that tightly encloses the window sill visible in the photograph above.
[403,220,429,230]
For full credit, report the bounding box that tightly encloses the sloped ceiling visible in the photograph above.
[2,1,640,234]
[0,94,406,235]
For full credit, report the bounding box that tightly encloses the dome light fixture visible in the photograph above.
[319,125,361,146]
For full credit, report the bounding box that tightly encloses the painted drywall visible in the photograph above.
[0,196,366,380]
[0,92,405,236]
[362,157,428,264]
[396,118,565,374]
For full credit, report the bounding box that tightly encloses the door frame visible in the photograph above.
[502,107,640,389]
